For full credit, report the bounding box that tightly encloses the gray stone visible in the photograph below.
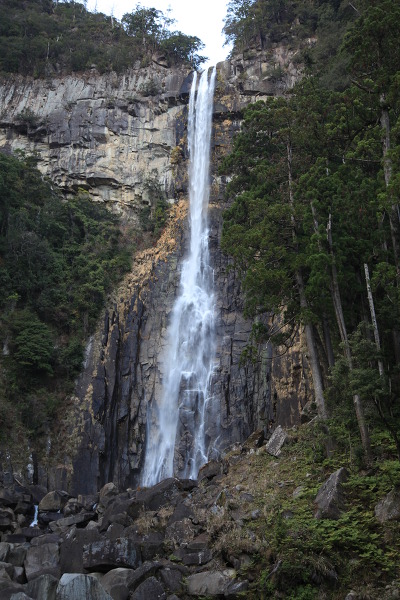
[130,576,166,600]
[182,549,212,566]
[186,570,237,596]
[9,594,33,600]
[314,467,348,519]
[100,567,135,600]
[38,491,69,513]
[12,567,25,584]
[0,579,26,600]
[160,567,183,593]
[0,560,14,578]
[375,489,400,523]
[0,542,11,562]
[82,538,141,572]
[26,573,58,600]
[24,543,60,581]
[8,545,27,567]
[265,426,289,457]
[56,573,112,600]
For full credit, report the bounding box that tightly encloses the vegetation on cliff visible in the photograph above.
[222,2,400,593]
[0,152,133,453]
[0,0,206,77]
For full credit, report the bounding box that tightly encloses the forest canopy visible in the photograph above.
[0,0,206,76]
[221,0,400,461]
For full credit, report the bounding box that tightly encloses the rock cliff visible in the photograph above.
[0,45,311,492]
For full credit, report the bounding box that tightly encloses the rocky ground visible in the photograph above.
[0,422,399,599]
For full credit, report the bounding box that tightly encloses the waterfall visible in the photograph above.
[142,67,217,486]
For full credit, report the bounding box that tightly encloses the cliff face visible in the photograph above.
[0,48,311,492]
[0,63,191,221]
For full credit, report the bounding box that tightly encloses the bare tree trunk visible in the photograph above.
[310,201,335,369]
[287,142,328,420]
[327,215,372,462]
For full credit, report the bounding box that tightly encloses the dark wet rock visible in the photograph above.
[182,549,212,566]
[0,542,10,561]
[0,560,14,578]
[198,461,223,481]
[100,567,136,600]
[59,528,102,574]
[56,573,112,600]
[8,545,27,567]
[24,542,60,581]
[314,467,349,520]
[99,484,119,509]
[241,430,265,452]
[125,532,164,562]
[136,479,181,511]
[49,512,96,533]
[82,538,141,572]
[130,576,166,600]
[0,507,15,531]
[159,567,184,594]
[12,566,25,584]
[99,498,140,532]
[375,489,400,523]
[38,491,70,513]
[0,579,25,600]
[165,518,196,548]
[167,502,194,525]
[26,573,58,600]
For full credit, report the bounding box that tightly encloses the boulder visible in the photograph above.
[130,576,166,600]
[100,567,135,600]
[38,491,69,513]
[136,479,181,511]
[265,426,289,458]
[8,545,27,567]
[24,543,60,581]
[9,594,34,600]
[56,573,112,600]
[49,512,96,533]
[26,573,58,600]
[0,560,16,578]
[82,538,141,572]
[98,484,119,509]
[186,570,237,596]
[12,566,25,584]
[0,579,26,600]
[182,549,212,566]
[0,542,10,562]
[0,507,16,531]
[198,460,223,481]
[314,467,348,520]
[375,489,400,523]
[159,567,184,594]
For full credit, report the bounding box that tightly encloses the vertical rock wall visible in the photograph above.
[0,48,312,492]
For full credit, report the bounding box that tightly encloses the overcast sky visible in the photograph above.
[86,0,231,67]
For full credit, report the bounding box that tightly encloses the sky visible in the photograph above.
[86,0,232,68]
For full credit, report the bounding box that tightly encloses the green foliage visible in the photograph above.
[0,152,133,443]
[139,175,170,237]
[221,0,400,457]
[0,0,206,77]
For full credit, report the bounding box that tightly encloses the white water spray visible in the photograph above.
[142,67,217,486]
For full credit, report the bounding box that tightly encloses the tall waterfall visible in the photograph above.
[142,67,217,486]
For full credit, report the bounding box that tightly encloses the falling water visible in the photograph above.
[142,67,217,486]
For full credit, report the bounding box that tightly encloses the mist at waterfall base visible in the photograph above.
[142,68,217,487]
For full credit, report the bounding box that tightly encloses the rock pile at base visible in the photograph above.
[0,471,249,599]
